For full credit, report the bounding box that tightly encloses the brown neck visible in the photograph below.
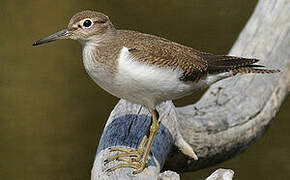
[86,29,122,74]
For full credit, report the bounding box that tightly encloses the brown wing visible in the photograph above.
[118,30,278,82]
[118,30,208,82]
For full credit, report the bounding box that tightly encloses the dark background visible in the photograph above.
[0,0,289,179]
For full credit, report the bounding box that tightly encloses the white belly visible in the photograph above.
[113,47,207,108]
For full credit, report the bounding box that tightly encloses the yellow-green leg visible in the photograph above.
[106,109,159,174]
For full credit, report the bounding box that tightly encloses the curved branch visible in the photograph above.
[91,0,290,179]
[165,0,290,171]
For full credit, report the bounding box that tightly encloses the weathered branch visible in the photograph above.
[91,0,290,179]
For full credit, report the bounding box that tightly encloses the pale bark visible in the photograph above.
[91,0,290,179]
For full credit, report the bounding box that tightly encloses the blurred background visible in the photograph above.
[0,0,289,179]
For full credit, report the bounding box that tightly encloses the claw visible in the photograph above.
[104,159,109,164]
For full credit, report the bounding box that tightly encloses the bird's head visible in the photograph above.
[33,10,115,46]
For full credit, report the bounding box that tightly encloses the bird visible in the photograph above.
[33,10,279,174]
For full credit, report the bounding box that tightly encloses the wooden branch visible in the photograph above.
[205,169,234,180]
[91,0,290,179]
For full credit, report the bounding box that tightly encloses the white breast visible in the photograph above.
[82,43,118,97]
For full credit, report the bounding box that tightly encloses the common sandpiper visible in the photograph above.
[33,10,279,174]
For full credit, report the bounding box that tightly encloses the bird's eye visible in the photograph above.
[83,19,93,28]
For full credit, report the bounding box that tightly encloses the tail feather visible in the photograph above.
[232,67,280,75]
[206,55,280,75]
[208,57,258,67]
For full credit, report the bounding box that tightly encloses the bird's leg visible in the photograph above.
[106,109,159,174]
[133,109,159,173]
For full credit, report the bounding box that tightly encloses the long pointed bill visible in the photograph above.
[33,29,70,46]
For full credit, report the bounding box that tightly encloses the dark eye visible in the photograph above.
[83,19,92,28]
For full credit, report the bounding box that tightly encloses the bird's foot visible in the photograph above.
[105,136,148,174]
[106,157,147,174]
[105,109,160,174]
